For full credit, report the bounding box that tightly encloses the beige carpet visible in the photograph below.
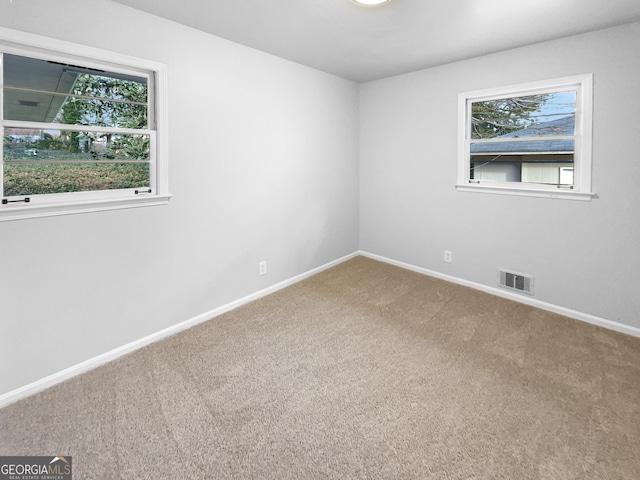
[1,256,639,479]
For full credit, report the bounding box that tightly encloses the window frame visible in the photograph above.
[0,27,170,222]
[456,74,594,201]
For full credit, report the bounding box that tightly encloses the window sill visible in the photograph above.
[0,194,172,222]
[455,184,595,201]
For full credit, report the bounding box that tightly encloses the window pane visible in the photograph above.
[469,91,576,186]
[4,128,149,161]
[471,91,576,140]
[3,128,150,196]
[4,163,149,196]
[3,53,147,128]
[470,152,574,185]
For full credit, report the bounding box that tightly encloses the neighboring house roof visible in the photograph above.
[471,116,575,155]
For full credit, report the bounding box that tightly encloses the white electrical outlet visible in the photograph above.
[444,250,453,263]
[259,261,267,276]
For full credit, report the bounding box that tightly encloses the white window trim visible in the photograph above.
[456,74,595,201]
[0,27,171,222]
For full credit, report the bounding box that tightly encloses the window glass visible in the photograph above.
[2,53,152,199]
[3,54,148,128]
[3,128,149,196]
[471,91,576,139]
[469,91,576,187]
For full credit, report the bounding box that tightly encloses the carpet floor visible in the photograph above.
[1,256,639,479]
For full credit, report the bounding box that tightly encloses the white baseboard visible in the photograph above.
[0,251,359,409]
[359,250,640,339]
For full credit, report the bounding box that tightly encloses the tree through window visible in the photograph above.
[3,54,150,196]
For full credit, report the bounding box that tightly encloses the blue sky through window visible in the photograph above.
[533,90,576,124]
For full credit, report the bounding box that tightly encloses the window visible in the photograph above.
[457,75,594,200]
[0,27,169,221]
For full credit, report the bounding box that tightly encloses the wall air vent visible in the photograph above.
[499,269,534,295]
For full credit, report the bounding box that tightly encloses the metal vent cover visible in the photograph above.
[499,269,534,295]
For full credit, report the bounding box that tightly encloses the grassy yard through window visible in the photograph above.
[4,162,149,196]
[4,131,150,197]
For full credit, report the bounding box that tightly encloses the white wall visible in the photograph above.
[0,0,360,396]
[360,22,640,329]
